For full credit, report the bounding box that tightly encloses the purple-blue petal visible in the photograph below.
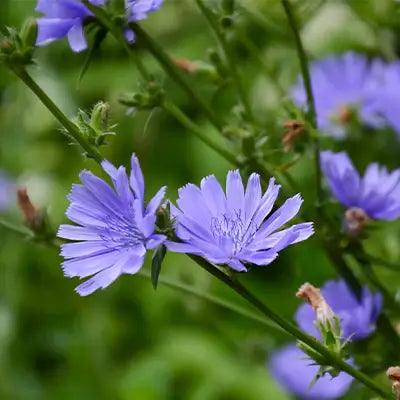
[270,344,354,400]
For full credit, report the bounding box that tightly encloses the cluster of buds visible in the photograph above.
[119,82,165,110]
[73,101,116,147]
[0,18,37,68]
[296,283,346,387]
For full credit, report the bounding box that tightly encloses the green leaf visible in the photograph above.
[151,244,167,290]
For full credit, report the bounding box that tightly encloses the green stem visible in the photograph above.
[129,23,223,131]
[190,255,393,399]
[364,252,400,271]
[162,100,238,165]
[281,0,322,208]
[83,1,151,81]
[10,67,103,164]
[195,0,255,122]
[0,218,32,237]
[137,269,281,333]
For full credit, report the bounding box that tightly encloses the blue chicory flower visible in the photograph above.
[321,150,400,220]
[57,154,166,295]
[270,344,354,400]
[35,0,164,52]
[165,171,314,271]
[370,60,400,140]
[269,279,381,399]
[35,0,102,52]
[295,279,382,341]
[292,52,384,138]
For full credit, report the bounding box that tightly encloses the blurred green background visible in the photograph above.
[1,1,400,399]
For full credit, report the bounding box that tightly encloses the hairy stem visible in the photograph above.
[195,0,255,122]
[137,269,281,333]
[281,0,322,208]
[190,255,393,399]
[162,100,237,165]
[10,67,103,164]
[83,0,151,80]
[128,23,223,130]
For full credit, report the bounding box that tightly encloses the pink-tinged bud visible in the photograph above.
[282,120,304,152]
[296,283,336,323]
[16,187,44,232]
[345,207,368,237]
[172,58,197,73]
[387,367,400,400]
[338,106,352,125]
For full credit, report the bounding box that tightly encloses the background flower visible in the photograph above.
[166,171,313,271]
[269,279,381,399]
[291,52,384,137]
[295,279,382,341]
[35,0,103,52]
[270,344,354,400]
[58,154,166,295]
[321,150,400,220]
[0,171,13,211]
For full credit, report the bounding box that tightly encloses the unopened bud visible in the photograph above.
[17,187,45,232]
[282,120,304,152]
[387,367,400,400]
[172,58,197,73]
[90,101,110,132]
[297,283,335,322]
[19,17,38,48]
[345,207,368,237]
[338,106,352,125]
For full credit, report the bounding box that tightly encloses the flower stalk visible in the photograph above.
[9,66,103,163]
[281,0,322,209]
[194,0,255,123]
[127,23,224,131]
[190,254,393,399]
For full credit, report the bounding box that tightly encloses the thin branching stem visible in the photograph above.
[127,23,224,131]
[162,100,237,165]
[195,0,255,123]
[10,67,103,164]
[137,269,281,333]
[281,0,322,208]
[190,255,393,399]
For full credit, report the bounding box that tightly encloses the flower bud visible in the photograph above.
[17,187,45,233]
[90,101,110,132]
[282,120,304,152]
[344,207,368,237]
[19,17,38,48]
[387,367,400,400]
[297,282,342,351]
[172,58,197,73]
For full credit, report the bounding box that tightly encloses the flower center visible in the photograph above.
[210,209,257,254]
[99,212,144,251]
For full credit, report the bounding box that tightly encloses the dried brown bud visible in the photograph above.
[282,120,304,152]
[387,367,400,381]
[387,367,400,399]
[16,187,44,231]
[338,106,352,125]
[172,58,197,73]
[345,207,368,237]
[297,282,335,323]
